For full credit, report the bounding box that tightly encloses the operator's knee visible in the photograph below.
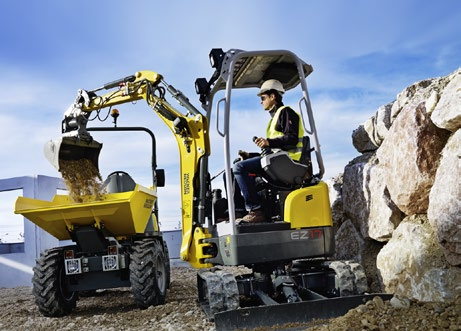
[233,161,244,175]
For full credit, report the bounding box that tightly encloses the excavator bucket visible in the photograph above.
[44,137,102,172]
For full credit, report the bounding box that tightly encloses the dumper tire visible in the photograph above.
[32,248,77,317]
[163,240,171,289]
[130,238,168,308]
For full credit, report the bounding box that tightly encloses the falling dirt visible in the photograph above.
[60,159,105,203]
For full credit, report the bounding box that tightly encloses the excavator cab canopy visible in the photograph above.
[194,48,326,236]
[195,48,313,105]
[195,48,324,185]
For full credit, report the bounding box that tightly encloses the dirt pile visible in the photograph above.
[309,295,460,331]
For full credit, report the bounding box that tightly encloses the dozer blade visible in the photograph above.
[214,294,392,331]
[44,137,102,172]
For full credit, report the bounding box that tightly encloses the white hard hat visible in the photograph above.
[257,79,285,96]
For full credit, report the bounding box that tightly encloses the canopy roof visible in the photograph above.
[213,49,313,93]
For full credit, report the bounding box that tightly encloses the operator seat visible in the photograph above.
[260,136,313,188]
[102,171,136,193]
[102,171,156,232]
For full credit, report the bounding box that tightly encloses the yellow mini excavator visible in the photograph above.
[15,49,390,330]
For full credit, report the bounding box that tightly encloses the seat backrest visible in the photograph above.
[102,171,136,193]
[260,151,310,186]
[298,136,313,178]
[260,135,313,186]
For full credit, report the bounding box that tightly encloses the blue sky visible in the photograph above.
[1,0,460,234]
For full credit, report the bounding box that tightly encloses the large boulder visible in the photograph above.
[376,102,450,215]
[377,215,460,302]
[336,68,460,305]
[335,219,364,262]
[335,219,386,293]
[390,75,451,123]
[431,68,461,132]
[325,174,344,229]
[352,103,392,153]
[352,124,378,153]
[428,129,461,266]
[342,153,373,237]
[342,153,403,241]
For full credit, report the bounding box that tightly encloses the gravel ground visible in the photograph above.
[0,266,459,331]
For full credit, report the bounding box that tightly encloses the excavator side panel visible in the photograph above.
[206,226,334,266]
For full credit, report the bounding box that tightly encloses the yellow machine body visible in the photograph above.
[284,181,333,229]
[14,184,158,240]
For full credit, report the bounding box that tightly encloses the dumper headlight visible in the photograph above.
[102,255,119,271]
[65,259,82,275]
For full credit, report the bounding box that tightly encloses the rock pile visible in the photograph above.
[329,67,460,302]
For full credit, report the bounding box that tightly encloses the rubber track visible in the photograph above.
[326,260,355,296]
[199,271,225,315]
[345,260,368,294]
[215,270,239,311]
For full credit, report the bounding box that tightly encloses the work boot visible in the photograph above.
[216,210,247,223]
[237,209,265,224]
[235,210,247,219]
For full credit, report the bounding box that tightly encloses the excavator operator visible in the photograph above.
[233,79,304,224]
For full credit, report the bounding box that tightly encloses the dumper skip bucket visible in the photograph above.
[14,184,157,240]
[44,137,103,172]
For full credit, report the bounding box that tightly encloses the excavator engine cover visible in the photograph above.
[44,136,102,171]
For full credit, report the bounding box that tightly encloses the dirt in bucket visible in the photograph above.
[60,159,106,203]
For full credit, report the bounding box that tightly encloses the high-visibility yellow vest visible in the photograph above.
[266,106,304,161]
